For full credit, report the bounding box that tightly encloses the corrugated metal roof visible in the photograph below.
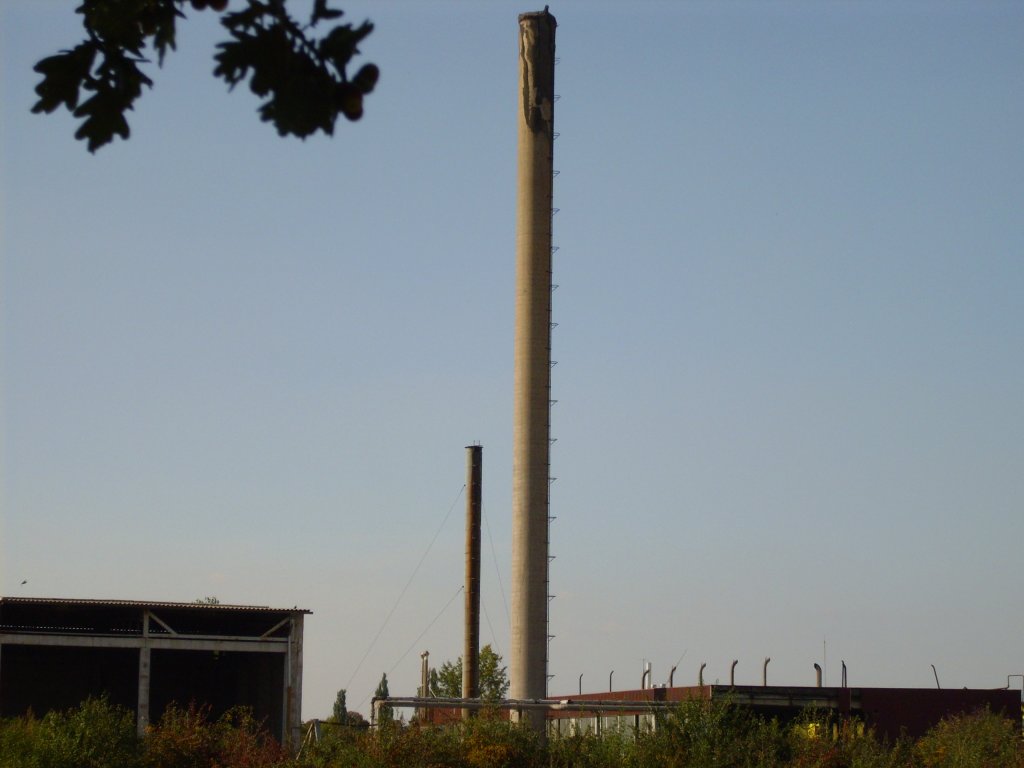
[0,597,311,614]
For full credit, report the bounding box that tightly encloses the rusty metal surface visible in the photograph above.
[1,597,309,641]
[549,684,1020,737]
[0,597,310,613]
[859,687,1021,740]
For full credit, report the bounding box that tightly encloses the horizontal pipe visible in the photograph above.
[373,696,694,715]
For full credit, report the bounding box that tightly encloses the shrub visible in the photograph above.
[31,697,140,768]
[631,698,787,768]
[215,708,289,768]
[144,703,286,768]
[294,725,380,768]
[463,717,540,768]
[916,708,1022,768]
[144,703,219,768]
[0,713,43,768]
[548,729,632,768]
[365,722,463,768]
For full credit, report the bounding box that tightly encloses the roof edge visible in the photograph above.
[0,597,312,614]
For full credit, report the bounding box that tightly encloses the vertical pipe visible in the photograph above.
[511,7,557,737]
[699,662,706,687]
[420,651,430,723]
[763,657,770,687]
[730,660,738,686]
[463,445,482,717]
[814,663,823,687]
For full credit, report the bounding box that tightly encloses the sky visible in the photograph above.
[2,0,1023,719]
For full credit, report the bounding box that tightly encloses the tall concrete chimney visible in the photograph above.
[463,444,482,717]
[510,8,556,735]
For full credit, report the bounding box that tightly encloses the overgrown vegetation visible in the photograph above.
[1,696,1021,768]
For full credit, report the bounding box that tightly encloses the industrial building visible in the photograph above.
[383,681,1020,741]
[545,683,1022,741]
[0,597,308,745]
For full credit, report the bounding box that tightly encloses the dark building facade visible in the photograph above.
[546,684,1021,741]
[0,597,308,746]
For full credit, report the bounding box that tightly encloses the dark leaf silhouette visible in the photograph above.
[32,0,377,152]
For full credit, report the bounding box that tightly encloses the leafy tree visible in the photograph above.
[331,688,347,724]
[428,644,509,701]
[195,596,220,604]
[429,660,460,699]
[374,672,392,724]
[343,710,367,728]
[32,0,378,152]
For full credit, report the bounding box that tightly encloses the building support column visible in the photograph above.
[286,614,304,751]
[137,609,151,737]
[137,645,151,736]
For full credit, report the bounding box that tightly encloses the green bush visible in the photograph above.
[144,703,287,768]
[294,726,380,768]
[548,728,633,768]
[462,717,541,768]
[0,698,139,768]
[349,716,543,768]
[916,708,1022,768]
[629,699,788,768]
[0,713,42,768]
[144,704,218,768]
[365,721,462,768]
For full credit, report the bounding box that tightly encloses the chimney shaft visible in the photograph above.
[510,8,557,737]
[463,445,482,716]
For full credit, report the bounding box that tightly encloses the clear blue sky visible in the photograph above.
[2,0,1022,718]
